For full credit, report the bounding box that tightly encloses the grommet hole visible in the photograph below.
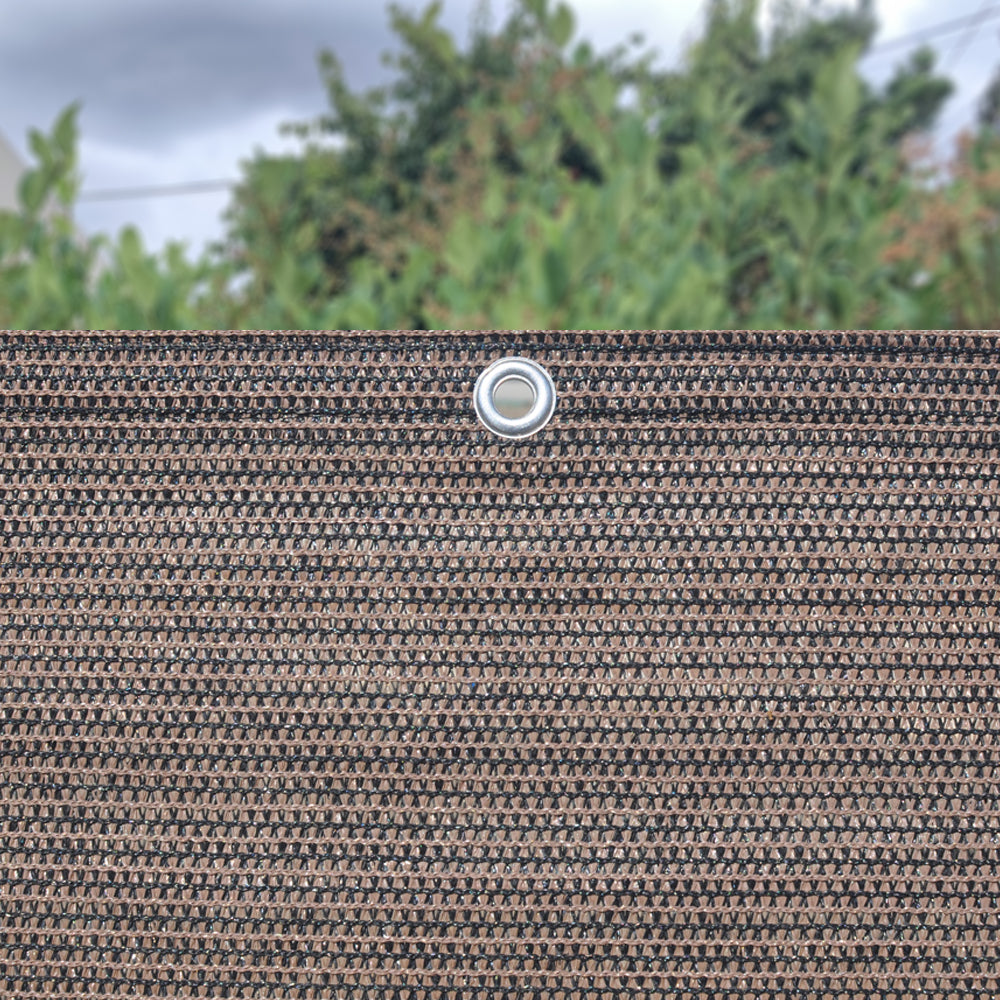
[473,356,556,439]
[492,375,536,420]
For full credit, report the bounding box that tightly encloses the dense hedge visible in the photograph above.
[2,0,998,330]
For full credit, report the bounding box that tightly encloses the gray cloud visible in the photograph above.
[0,0,470,154]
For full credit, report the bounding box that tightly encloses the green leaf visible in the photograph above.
[53,103,81,159]
[550,3,574,48]
[542,244,569,307]
[571,39,594,67]
[17,171,48,217]
[615,115,648,163]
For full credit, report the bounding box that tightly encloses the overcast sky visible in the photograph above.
[1,0,997,256]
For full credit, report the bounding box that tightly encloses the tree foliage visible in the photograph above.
[0,105,214,330]
[1,0,998,331]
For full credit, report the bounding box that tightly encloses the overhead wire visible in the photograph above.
[78,179,236,202]
[941,0,996,68]
[865,3,1000,55]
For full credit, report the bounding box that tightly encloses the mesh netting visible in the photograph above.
[1,330,999,998]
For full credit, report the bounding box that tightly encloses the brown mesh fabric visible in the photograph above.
[1,329,999,999]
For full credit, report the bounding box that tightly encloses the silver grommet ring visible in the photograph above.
[473,356,556,440]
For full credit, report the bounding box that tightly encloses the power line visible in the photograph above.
[72,6,1000,204]
[867,4,1000,56]
[942,0,995,68]
[77,179,236,202]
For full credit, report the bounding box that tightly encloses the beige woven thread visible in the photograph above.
[1,330,998,998]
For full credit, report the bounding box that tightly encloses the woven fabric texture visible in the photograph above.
[1,330,999,999]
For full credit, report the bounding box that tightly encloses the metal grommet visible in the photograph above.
[474,356,557,440]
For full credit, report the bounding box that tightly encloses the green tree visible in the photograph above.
[216,0,647,326]
[217,0,956,329]
[0,105,213,329]
[4,0,995,332]
[980,66,1000,135]
[883,129,1000,329]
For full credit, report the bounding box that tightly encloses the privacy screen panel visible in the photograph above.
[1,330,999,999]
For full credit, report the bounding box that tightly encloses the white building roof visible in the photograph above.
[0,131,25,212]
